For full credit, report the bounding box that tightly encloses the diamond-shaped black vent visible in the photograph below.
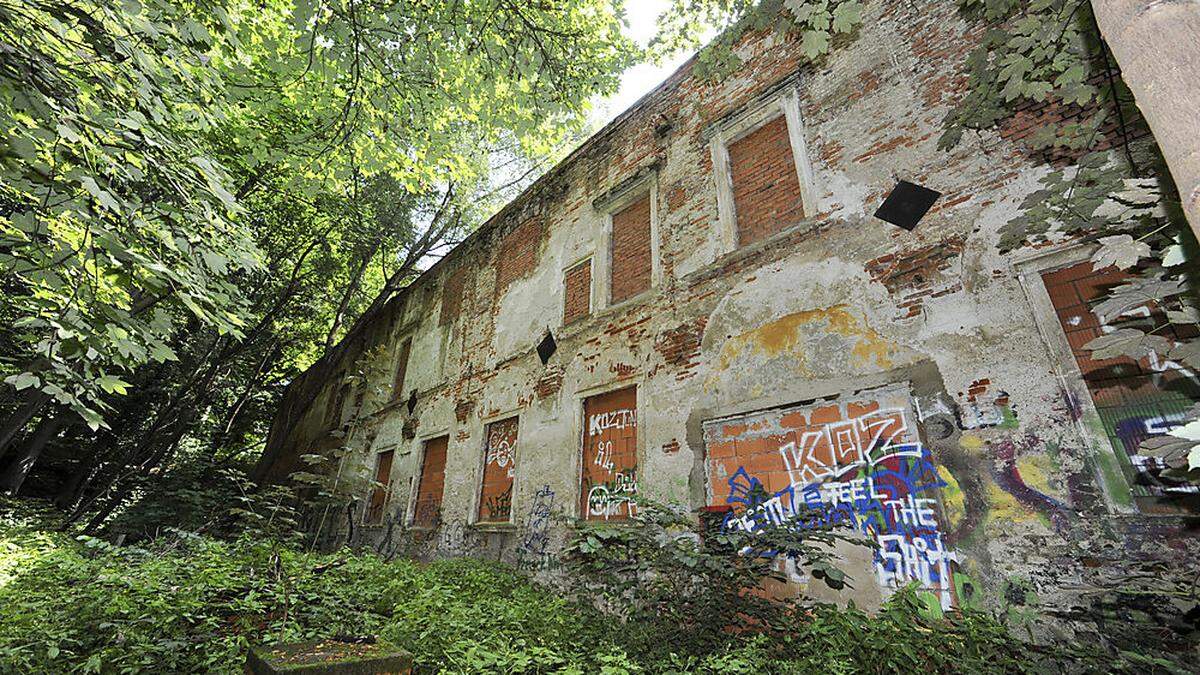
[406,390,418,414]
[537,331,557,365]
[874,180,941,231]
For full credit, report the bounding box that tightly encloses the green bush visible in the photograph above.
[0,503,627,673]
[0,500,1186,674]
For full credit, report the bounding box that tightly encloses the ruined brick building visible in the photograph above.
[254,0,1199,643]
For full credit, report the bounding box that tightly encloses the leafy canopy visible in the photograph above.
[0,0,635,427]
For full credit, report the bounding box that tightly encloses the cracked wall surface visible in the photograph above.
[255,0,1199,653]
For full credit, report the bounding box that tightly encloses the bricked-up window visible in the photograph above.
[581,386,637,520]
[496,218,546,295]
[392,337,412,398]
[478,416,518,523]
[563,259,592,325]
[412,436,448,527]
[727,114,805,247]
[610,194,652,304]
[702,387,961,606]
[365,449,394,524]
[1041,261,1200,507]
[440,271,465,326]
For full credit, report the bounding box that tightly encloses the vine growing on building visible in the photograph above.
[939,0,1200,480]
[652,0,864,79]
[657,0,1200,479]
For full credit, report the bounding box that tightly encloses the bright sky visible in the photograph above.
[589,0,717,128]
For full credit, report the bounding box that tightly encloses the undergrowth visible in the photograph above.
[0,499,1183,674]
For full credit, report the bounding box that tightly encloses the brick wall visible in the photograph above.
[610,194,652,303]
[563,259,592,325]
[440,271,464,326]
[728,114,804,246]
[998,73,1151,165]
[262,1,1200,649]
[496,218,546,295]
[392,337,411,397]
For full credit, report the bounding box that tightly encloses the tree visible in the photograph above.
[1089,0,1200,240]
[0,0,636,513]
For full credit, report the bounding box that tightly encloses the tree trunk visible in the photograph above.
[55,453,99,511]
[0,391,50,462]
[1090,0,1200,236]
[324,245,376,351]
[0,414,65,495]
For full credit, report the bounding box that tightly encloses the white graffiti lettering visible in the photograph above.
[588,408,637,437]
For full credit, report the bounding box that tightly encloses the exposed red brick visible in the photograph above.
[563,259,592,325]
[440,271,466,326]
[454,398,475,423]
[610,194,653,303]
[534,367,564,400]
[496,218,546,295]
[728,115,805,246]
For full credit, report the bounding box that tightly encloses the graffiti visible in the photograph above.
[594,440,615,472]
[485,430,516,477]
[581,387,639,521]
[413,500,442,528]
[516,484,556,571]
[587,471,638,520]
[482,484,513,522]
[438,521,480,553]
[990,434,1072,528]
[710,401,960,609]
[588,408,636,437]
[1114,414,1200,494]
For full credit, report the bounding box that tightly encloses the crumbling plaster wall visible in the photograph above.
[267,0,1198,648]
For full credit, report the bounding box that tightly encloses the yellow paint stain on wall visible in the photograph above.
[937,466,966,531]
[984,480,1038,526]
[710,306,895,390]
[959,434,985,455]
[1016,454,1066,502]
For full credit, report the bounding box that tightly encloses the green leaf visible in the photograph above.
[800,30,830,60]
[1090,235,1150,271]
[97,375,131,395]
[1083,329,1171,361]
[5,372,41,390]
[831,2,862,33]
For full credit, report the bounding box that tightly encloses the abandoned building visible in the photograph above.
[253,0,1199,635]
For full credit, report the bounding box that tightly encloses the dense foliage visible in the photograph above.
[0,0,635,523]
[938,0,1200,479]
[0,500,1148,674]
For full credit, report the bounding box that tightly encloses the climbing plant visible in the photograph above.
[654,0,1200,479]
[936,0,1200,480]
[652,0,864,79]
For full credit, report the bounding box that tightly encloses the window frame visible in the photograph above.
[406,434,450,530]
[1013,242,1145,514]
[709,87,816,254]
[575,382,643,522]
[364,448,395,525]
[473,413,522,527]
[593,169,661,312]
[392,335,413,400]
[561,255,594,326]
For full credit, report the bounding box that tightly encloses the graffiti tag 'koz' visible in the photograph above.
[581,386,638,521]
[479,416,518,523]
[516,484,556,571]
[705,392,959,609]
